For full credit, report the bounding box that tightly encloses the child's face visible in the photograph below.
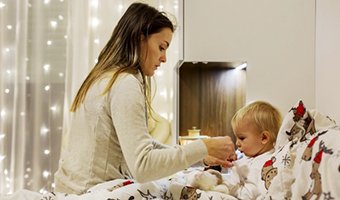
[233,120,266,157]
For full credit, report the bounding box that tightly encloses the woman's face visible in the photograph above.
[139,28,173,76]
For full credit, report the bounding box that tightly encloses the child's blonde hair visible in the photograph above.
[231,101,282,144]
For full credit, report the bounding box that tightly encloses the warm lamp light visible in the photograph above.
[235,62,247,70]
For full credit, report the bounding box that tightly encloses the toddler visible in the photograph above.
[227,100,282,199]
[185,101,282,199]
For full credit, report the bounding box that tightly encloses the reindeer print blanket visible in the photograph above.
[263,100,340,200]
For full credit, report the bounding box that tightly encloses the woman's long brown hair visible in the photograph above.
[70,2,174,113]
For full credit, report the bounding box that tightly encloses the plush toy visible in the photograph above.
[185,169,237,194]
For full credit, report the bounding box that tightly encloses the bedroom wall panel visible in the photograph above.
[315,0,340,123]
[178,64,246,141]
[183,0,316,115]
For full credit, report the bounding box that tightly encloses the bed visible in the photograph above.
[1,100,339,200]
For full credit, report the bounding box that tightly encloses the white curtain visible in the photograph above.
[0,0,181,194]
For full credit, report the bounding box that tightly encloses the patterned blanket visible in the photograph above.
[263,100,340,199]
[1,174,237,200]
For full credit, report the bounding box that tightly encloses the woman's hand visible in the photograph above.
[202,136,237,168]
[203,155,236,168]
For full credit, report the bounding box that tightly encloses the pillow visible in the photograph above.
[290,117,340,199]
[275,100,316,150]
[264,100,340,199]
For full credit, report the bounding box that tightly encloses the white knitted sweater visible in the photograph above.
[54,72,208,194]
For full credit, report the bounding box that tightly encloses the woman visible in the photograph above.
[54,2,236,194]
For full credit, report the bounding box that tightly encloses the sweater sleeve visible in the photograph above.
[109,74,208,183]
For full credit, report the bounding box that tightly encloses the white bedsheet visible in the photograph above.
[1,171,237,200]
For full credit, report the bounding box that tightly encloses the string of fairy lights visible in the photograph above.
[0,0,68,194]
[0,0,180,195]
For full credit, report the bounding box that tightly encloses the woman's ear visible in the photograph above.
[261,131,271,145]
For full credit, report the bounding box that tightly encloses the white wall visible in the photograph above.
[316,0,340,123]
[183,0,316,115]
